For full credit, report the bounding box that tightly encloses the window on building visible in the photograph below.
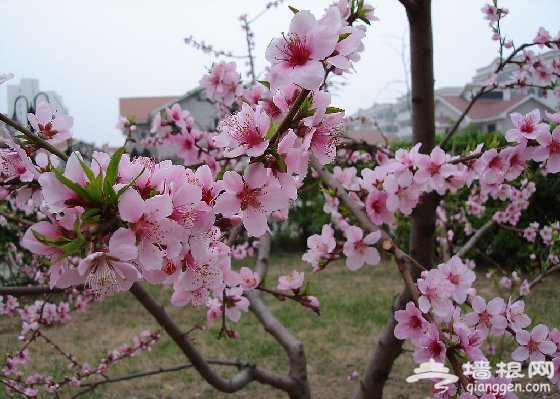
[487,123,496,133]
[480,91,503,100]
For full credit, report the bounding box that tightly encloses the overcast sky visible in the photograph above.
[1,0,558,146]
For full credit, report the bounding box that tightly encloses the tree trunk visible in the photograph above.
[353,1,436,398]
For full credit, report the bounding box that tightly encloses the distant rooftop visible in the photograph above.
[119,96,178,121]
[439,94,529,120]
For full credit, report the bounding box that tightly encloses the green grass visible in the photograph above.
[1,253,560,398]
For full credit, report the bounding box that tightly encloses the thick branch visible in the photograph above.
[246,232,310,399]
[129,282,292,393]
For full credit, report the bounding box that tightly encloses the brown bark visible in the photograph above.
[246,232,311,399]
[353,1,437,398]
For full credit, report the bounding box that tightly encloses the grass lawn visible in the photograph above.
[1,253,560,399]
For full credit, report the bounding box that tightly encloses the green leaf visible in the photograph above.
[81,207,101,223]
[116,167,145,199]
[76,153,95,181]
[271,150,287,173]
[58,234,87,257]
[300,281,312,297]
[288,5,299,14]
[87,173,104,203]
[53,168,94,202]
[105,147,125,187]
[258,80,270,89]
[326,106,344,114]
[265,121,278,140]
[338,32,351,42]
[104,146,126,206]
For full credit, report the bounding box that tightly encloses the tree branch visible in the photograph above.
[128,282,293,394]
[246,232,310,399]
[456,219,496,258]
[0,113,69,162]
[0,285,81,296]
[0,210,34,227]
[75,360,242,393]
[515,264,560,302]
[270,89,310,145]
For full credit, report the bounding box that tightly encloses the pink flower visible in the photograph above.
[239,267,260,291]
[302,224,336,267]
[506,298,531,332]
[394,302,429,345]
[171,253,223,306]
[278,270,304,291]
[481,4,499,22]
[505,109,550,142]
[454,323,486,361]
[27,101,73,145]
[118,189,183,271]
[215,103,271,157]
[533,126,560,173]
[301,296,320,312]
[301,92,343,165]
[0,73,14,85]
[439,256,475,304]
[414,323,446,363]
[413,146,457,194]
[417,269,454,318]
[342,226,381,271]
[365,189,395,226]
[549,328,560,356]
[327,24,366,72]
[214,163,286,237]
[512,324,557,362]
[265,9,340,90]
[55,228,139,298]
[223,287,250,322]
[550,358,560,385]
[499,276,512,290]
[199,61,243,106]
[515,280,529,300]
[533,27,551,47]
[383,170,421,216]
[464,296,507,337]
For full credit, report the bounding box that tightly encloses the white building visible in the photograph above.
[6,78,69,126]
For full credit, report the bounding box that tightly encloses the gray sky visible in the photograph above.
[1,0,558,146]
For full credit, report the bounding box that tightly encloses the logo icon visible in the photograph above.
[406,359,459,395]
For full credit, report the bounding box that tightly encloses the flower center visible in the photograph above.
[549,140,560,154]
[281,34,311,67]
[519,117,534,134]
[526,339,540,353]
[237,186,261,211]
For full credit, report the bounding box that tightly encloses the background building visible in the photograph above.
[352,50,559,141]
[119,88,218,160]
[2,78,101,159]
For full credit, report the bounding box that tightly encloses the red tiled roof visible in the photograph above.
[439,95,528,120]
[347,128,386,145]
[119,96,178,121]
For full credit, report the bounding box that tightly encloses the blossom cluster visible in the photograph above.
[394,254,560,397]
